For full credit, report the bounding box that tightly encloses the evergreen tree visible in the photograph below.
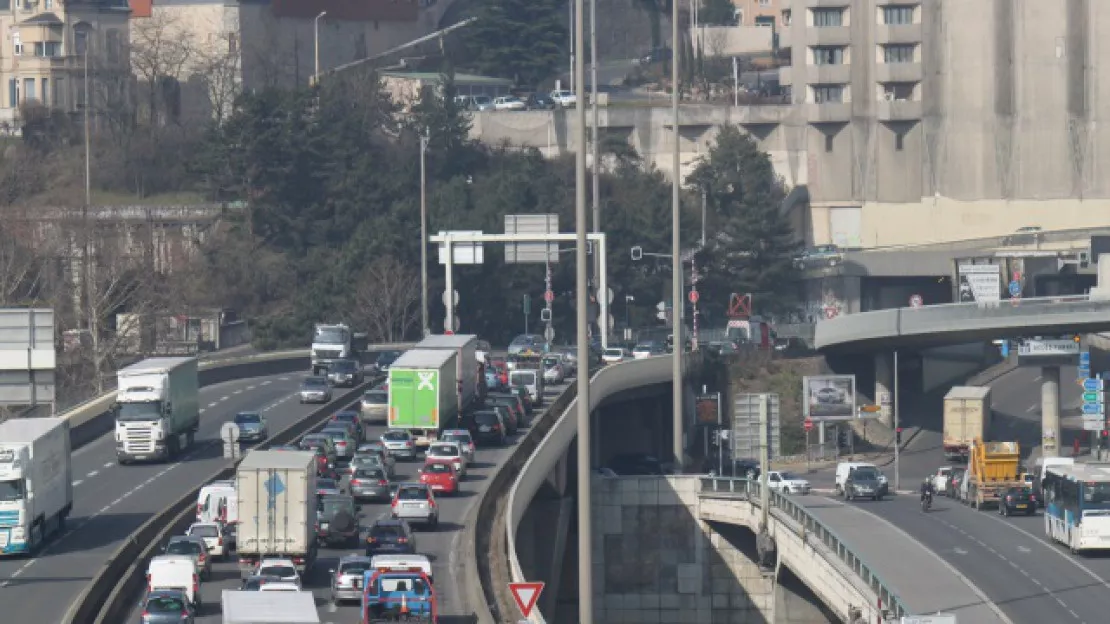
[464,0,567,86]
[687,126,800,318]
[700,0,738,26]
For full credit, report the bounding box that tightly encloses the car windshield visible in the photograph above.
[510,335,536,346]
[425,463,451,474]
[145,595,187,613]
[779,472,799,480]
[852,468,880,480]
[315,327,348,344]
[543,357,560,366]
[443,434,470,445]
[320,499,352,517]
[383,431,409,441]
[397,487,427,501]
[430,445,457,456]
[317,479,338,490]
[234,413,261,424]
[303,378,327,388]
[364,391,387,404]
[371,524,405,539]
[604,348,624,357]
[634,344,652,351]
[300,439,326,450]
[377,353,398,364]
[189,525,219,538]
[321,430,346,441]
[259,564,296,578]
[331,361,357,372]
[510,372,534,386]
[474,412,500,425]
[340,561,371,576]
[334,413,357,422]
[165,541,200,555]
[356,469,383,480]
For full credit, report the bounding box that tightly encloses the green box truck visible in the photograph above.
[387,349,460,450]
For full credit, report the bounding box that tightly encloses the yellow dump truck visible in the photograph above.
[959,439,1023,510]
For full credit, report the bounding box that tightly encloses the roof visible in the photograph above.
[391,348,455,369]
[118,357,196,375]
[238,449,316,471]
[380,71,514,87]
[0,417,65,443]
[416,335,478,349]
[20,12,62,25]
[220,588,320,623]
[944,386,991,400]
[1046,463,1110,481]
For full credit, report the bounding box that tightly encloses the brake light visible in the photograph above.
[193,576,199,594]
[397,537,408,544]
[368,536,377,543]
[218,536,223,546]
[142,611,149,618]
[350,479,361,487]
[199,552,206,563]
[378,480,388,486]
[1006,495,1013,502]
[428,498,437,509]
[492,424,501,431]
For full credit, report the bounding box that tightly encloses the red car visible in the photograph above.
[419,460,459,496]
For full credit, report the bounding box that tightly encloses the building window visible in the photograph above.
[41,78,48,105]
[43,0,51,7]
[812,8,844,27]
[782,10,791,26]
[8,79,17,108]
[813,84,845,103]
[53,77,64,109]
[883,6,914,25]
[884,44,915,63]
[13,41,22,57]
[106,29,120,63]
[895,133,904,151]
[23,78,35,103]
[759,0,769,6]
[0,0,10,10]
[813,46,845,65]
[74,30,88,57]
[825,134,834,152]
[882,82,916,100]
[34,42,62,57]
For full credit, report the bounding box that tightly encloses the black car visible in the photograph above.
[999,486,1036,516]
[486,396,523,432]
[375,351,401,372]
[524,93,556,110]
[327,359,364,388]
[843,466,888,501]
[606,453,665,476]
[465,409,507,446]
[317,494,360,547]
[365,518,416,557]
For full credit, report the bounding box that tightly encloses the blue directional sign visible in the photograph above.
[1082,402,1104,415]
[1081,352,1092,365]
[1009,280,1021,297]
[1083,378,1103,392]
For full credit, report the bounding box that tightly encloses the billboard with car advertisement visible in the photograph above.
[803,375,856,422]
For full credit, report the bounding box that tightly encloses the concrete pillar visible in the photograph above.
[875,352,894,428]
[1041,366,1061,458]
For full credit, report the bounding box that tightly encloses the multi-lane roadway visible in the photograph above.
[119,372,572,623]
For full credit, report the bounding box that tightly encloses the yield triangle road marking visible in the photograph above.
[509,581,545,617]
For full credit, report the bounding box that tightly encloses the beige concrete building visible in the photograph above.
[0,0,131,128]
[733,0,786,28]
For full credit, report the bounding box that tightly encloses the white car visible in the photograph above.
[631,343,655,359]
[258,581,302,592]
[186,521,228,561]
[493,96,526,111]
[933,466,952,493]
[601,348,627,365]
[550,89,576,107]
[257,558,302,588]
[766,471,811,495]
[543,360,564,384]
[426,441,467,477]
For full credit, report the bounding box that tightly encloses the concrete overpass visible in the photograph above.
[489,355,957,623]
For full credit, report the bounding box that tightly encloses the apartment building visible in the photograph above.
[0,0,131,128]
[733,0,786,29]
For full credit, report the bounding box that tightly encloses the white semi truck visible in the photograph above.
[0,418,73,555]
[236,449,318,577]
[114,357,200,464]
[311,323,356,375]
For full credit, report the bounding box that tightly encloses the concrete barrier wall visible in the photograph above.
[64,381,377,624]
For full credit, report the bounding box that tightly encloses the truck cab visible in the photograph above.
[114,357,200,464]
[312,324,355,375]
[361,569,437,623]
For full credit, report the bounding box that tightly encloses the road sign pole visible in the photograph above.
[445,238,455,334]
[894,349,900,492]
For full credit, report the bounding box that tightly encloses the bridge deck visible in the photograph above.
[793,496,1007,621]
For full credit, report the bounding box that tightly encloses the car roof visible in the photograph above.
[372,518,409,529]
[339,554,373,565]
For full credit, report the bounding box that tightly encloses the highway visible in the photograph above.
[122,376,573,623]
[0,370,320,623]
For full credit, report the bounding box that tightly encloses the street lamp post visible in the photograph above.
[83,40,90,208]
[624,295,634,339]
[420,131,430,338]
[670,0,684,474]
[314,11,327,86]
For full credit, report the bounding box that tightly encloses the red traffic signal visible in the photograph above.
[896,427,903,433]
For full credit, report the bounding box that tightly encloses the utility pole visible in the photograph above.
[759,393,770,527]
[313,11,327,86]
[419,132,430,337]
[670,0,684,473]
[590,0,601,293]
[83,42,90,209]
[894,350,901,491]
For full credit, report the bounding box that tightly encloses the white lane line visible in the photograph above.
[72,480,83,487]
[103,462,113,468]
[262,380,273,385]
[1027,404,1038,413]
[208,403,218,408]
[219,396,229,402]
[247,385,256,391]
[233,389,243,395]
[87,470,98,478]
[199,408,206,414]
[990,510,1110,590]
[278,377,289,381]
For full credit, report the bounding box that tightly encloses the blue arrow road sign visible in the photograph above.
[1084,378,1103,392]
[1009,280,1021,297]
[1081,352,1091,364]
[1082,402,1104,415]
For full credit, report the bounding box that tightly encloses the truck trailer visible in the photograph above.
[0,418,73,555]
[221,589,320,623]
[387,349,460,450]
[943,386,992,462]
[960,439,1022,510]
[236,449,318,577]
[114,357,200,464]
[414,334,483,409]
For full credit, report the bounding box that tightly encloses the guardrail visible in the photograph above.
[63,379,380,624]
[497,354,700,623]
[698,476,908,619]
[57,343,414,450]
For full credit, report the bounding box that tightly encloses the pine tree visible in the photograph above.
[699,0,738,26]
[687,126,800,318]
[464,0,567,86]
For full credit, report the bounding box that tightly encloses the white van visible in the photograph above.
[369,554,434,583]
[197,481,238,525]
[509,369,544,406]
[148,554,201,607]
[834,462,888,494]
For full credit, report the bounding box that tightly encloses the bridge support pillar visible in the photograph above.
[874,352,894,428]
[1041,366,1061,458]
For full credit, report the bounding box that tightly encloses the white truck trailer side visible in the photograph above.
[0,417,73,555]
[114,357,200,464]
[221,589,321,623]
[236,449,318,577]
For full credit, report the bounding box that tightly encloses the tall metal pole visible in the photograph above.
[759,394,770,527]
[894,350,901,491]
[574,0,592,618]
[83,43,90,208]
[590,0,601,292]
[568,0,575,93]
[670,0,684,473]
[700,190,706,246]
[419,134,430,337]
[314,11,327,86]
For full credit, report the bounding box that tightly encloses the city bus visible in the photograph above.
[1042,463,1110,554]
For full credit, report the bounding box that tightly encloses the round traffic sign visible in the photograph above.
[443,316,461,332]
[804,418,814,432]
[824,306,838,319]
[442,289,459,306]
[689,290,699,304]
[544,290,554,303]
[909,294,923,308]
[544,325,555,342]
[1008,280,1021,297]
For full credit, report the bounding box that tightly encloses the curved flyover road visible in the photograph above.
[125,377,575,624]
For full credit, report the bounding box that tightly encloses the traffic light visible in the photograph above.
[896,427,903,446]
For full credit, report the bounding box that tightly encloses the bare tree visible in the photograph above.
[350,256,420,343]
[0,208,51,305]
[194,42,243,124]
[130,12,196,127]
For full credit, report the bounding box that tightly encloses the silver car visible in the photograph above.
[381,430,417,461]
[140,589,195,624]
[299,376,332,404]
[345,466,393,502]
[360,388,388,424]
[319,427,356,461]
[162,535,211,580]
[233,411,268,443]
[390,483,439,528]
[347,452,394,479]
[330,554,373,604]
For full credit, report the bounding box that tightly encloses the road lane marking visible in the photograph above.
[87,470,98,478]
[72,480,83,487]
[208,403,218,408]
[233,389,243,395]
[989,511,1110,590]
[103,462,112,468]
[262,380,273,385]
[219,396,229,402]
[1027,404,1038,413]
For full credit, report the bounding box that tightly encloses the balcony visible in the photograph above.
[808,64,852,84]
[875,24,922,45]
[875,62,922,83]
[16,55,68,71]
[876,99,922,121]
[779,28,791,50]
[779,65,793,87]
[809,26,851,47]
[804,102,851,123]
[804,0,851,7]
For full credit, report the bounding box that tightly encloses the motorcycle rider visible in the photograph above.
[920,476,935,503]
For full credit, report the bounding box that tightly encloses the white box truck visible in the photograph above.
[416,334,482,409]
[222,589,320,624]
[943,386,992,462]
[0,418,72,555]
[114,357,200,464]
[236,449,317,578]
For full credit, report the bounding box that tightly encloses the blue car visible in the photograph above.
[484,369,502,390]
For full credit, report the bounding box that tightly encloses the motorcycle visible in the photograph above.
[921,492,933,512]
